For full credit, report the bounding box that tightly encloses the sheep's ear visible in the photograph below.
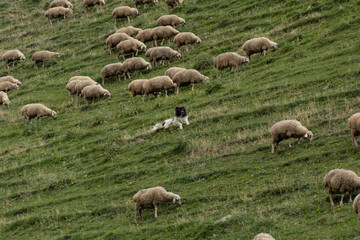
[172,198,176,204]
[304,133,308,138]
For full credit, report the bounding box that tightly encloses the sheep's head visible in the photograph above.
[271,41,278,50]
[203,76,210,84]
[134,8,139,15]
[304,131,313,142]
[104,91,111,99]
[51,111,57,119]
[20,55,26,61]
[196,37,201,44]
[179,0,184,4]
[172,194,181,205]
[179,18,185,25]
[15,80,21,85]
[4,100,10,108]
[154,0,158,4]
[174,52,181,59]
[172,82,177,88]
[243,57,250,65]
[140,44,147,52]
[54,52,60,58]
[100,0,105,6]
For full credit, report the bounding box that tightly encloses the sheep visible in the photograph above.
[156,14,185,27]
[133,0,158,8]
[69,76,93,82]
[172,69,209,94]
[66,80,81,101]
[115,26,142,37]
[165,0,183,8]
[150,26,179,47]
[347,113,360,146]
[74,79,99,103]
[81,85,110,105]
[84,0,105,11]
[116,39,146,60]
[142,76,176,101]
[0,91,10,109]
[270,120,313,154]
[106,33,133,55]
[128,79,157,103]
[241,37,278,60]
[253,233,275,240]
[122,57,151,79]
[214,52,249,71]
[1,50,26,69]
[165,67,186,79]
[101,63,124,85]
[133,186,181,222]
[136,29,154,45]
[0,76,22,86]
[0,82,18,92]
[49,0,73,9]
[21,104,57,122]
[31,51,60,69]
[146,47,181,66]
[323,169,360,206]
[353,194,360,216]
[173,32,201,52]
[112,6,138,24]
[44,7,73,25]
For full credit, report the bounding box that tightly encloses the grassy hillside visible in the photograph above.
[1,0,360,239]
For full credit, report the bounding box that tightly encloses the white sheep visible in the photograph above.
[0,91,10,108]
[270,120,313,154]
[156,15,185,27]
[171,69,209,93]
[146,47,181,66]
[0,76,22,86]
[136,28,154,44]
[165,0,183,8]
[0,82,18,92]
[241,37,278,60]
[128,79,149,103]
[49,0,73,9]
[101,63,124,85]
[173,32,201,52]
[122,57,151,79]
[1,50,26,69]
[253,233,275,240]
[106,33,133,55]
[150,26,179,47]
[353,194,360,216]
[214,52,249,70]
[112,6,138,24]
[84,0,105,11]
[133,0,158,8]
[81,85,110,105]
[165,67,186,79]
[69,76,93,82]
[115,26,142,37]
[31,51,60,69]
[348,113,360,146]
[44,6,73,25]
[116,39,146,60]
[133,186,181,222]
[142,76,176,101]
[21,104,57,122]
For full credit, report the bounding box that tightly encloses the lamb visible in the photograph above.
[270,120,313,154]
[74,79,99,103]
[81,85,110,105]
[165,67,186,79]
[173,32,201,52]
[156,14,185,27]
[115,26,142,37]
[0,82,18,92]
[133,0,158,8]
[101,63,124,85]
[146,47,181,66]
[122,57,151,79]
[31,51,60,69]
[116,39,146,60]
[172,69,209,94]
[0,91,10,109]
[253,233,275,240]
[0,76,22,86]
[84,0,105,11]
[133,186,181,222]
[136,29,154,44]
[165,0,184,8]
[69,76,93,82]
[323,168,360,206]
[142,76,176,101]
[106,33,133,55]
[21,104,57,122]
[44,7,73,25]
[353,194,360,216]
[1,50,26,69]
[347,113,360,146]
[49,0,73,9]
[241,37,278,60]
[214,52,249,70]
[112,6,138,24]
[150,26,179,47]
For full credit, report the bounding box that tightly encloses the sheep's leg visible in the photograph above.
[192,84,195,91]
[127,16,130,22]
[160,39,165,46]
[114,18,117,24]
[340,194,344,206]
[131,96,135,104]
[34,62,38,69]
[176,86,179,94]
[5,62,8,69]
[350,194,353,203]
[353,136,358,146]
[12,62,15,67]
[108,48,112,55]
[117,52,120,60]
[135,50,138,56]
[143,95,146,102]
[289,139,292,148]
[165,89,168,97]
[329,192,335,206]
[42,62,45,68]
[139,208,143,220]
[271,143,275,154]
[154,204,158,218]
[186,46,189,52]
[134,207,138,222]
[122,54,126,60]
[102,77,105,86]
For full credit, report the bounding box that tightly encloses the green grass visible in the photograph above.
[1,0,360,239]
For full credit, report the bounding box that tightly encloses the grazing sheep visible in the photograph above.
[172,69,209,93]
[165,0,183,8]
[112,6,138,24]
[214,52,249,70]
[49,0,73,9]
[146,47,181,66]
[173,32,201,52]
[241,37,278,60]
[254,233,275,240]
[165,67,186,79]
[74,79,99,103]
[84,0,105,11]
[353,194,360,216]
[128,79,148,103]
[115,26,142,37]
[136,29,154,44]
[150,26,179,46]
[44,7,73,25]
[69,76,93,82]
[106,33,133,55]
[1,50,26,69]
[142,76,176,101]
[270,120,313,154]
[101,63,124,85]
[133,0,158,8]
[0,76,22,86]
[348,113,360,146]
[0,91,10,108]
[0,82,18,92]
[323,169,360,206]
[122,57,151,79]
[21,104,57,122]
[116,39,146,60]
[66,80,81,101]
[81,85,110,105]
[32,51,60,69]
[133,186,181,222]
[156,14,185,27]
